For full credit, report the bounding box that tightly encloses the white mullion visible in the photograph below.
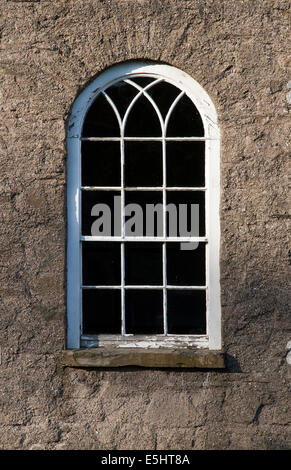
[82,137,121,141]
[162,119,168,336]
[165,285,207,290]
[82,285,207,290]
[81,137,213,141]
[124,78,164,124]
[164,91,184,134]
[81,235,208,242]
[81,137,211,142]
[162,242,168,335]
[102,91,122,130]
[82,285,121,289]
[164,137,209,141]
[79,135,83,339]
[163,186,207,190]
[205,132,209,339]
[121,242,125,335]
[81,186,207,191]
[81,186,121,191]
[124,186,163,191]
[122,78,163,133]
[125,187,207,191]
[120,131,126,335]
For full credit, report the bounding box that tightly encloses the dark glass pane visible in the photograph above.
[125,290,163,334]
[125,191,163,237]
[125,141,162,187]
[82,242,121,286]
[147,81,181,118]
[125,94,162,137]
[82,289,121,334]
[130,76,156,87]
[166,142,205,187]
[125,243,162,286]
[81,141,120,187]
[82,191,120,236]
[82,93,120,137]
[167,242,205,286]
[166,191,205,237]
[167,94,204,137]
[167,290,206,334]
[105,80,138,118]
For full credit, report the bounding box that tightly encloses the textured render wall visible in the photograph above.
[0,0,290,450]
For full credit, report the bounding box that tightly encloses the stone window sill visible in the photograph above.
[62,348,225,369]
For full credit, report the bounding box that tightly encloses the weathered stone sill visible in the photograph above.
[62,348,225,369]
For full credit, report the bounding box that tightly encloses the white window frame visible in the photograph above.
[66,62,221,350]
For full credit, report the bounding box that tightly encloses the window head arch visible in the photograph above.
[69,62,218,140]
[82,74,205,139]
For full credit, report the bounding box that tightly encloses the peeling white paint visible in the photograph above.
[74,189,79,224]
[81,334,209,349]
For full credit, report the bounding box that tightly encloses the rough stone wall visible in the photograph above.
[0,0,290,450]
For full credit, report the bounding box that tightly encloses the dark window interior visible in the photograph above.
[125,141,162,187]
[166,141,205,187]
[125,191,163,237]
[82,242,121,286]
[81,141,120,187]
[105,81,138,118]
[82,190,120,236]
[167,290,206,334]
[81,76,206,337]
[125,94,162,137]
[147,81,181,118]
[125,289,163,334]
[82,93,120,137]
[82,289,121,334]
[167,242,205,286]
[125,242,163,285]
[130,76,156,87]
[166,190,205,237]
[166,94,204,137]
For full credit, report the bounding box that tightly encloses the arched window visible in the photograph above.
[67,62,221,352]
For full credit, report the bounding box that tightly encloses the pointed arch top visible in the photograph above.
[67,62,220,140]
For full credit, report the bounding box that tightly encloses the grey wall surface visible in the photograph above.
[0,0,290,449]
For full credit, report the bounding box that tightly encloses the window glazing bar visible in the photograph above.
[81,285,207,290]
[81,186,207,191]
[81,236,208,242]
[81,137,211,141]
[120,130,126,336]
